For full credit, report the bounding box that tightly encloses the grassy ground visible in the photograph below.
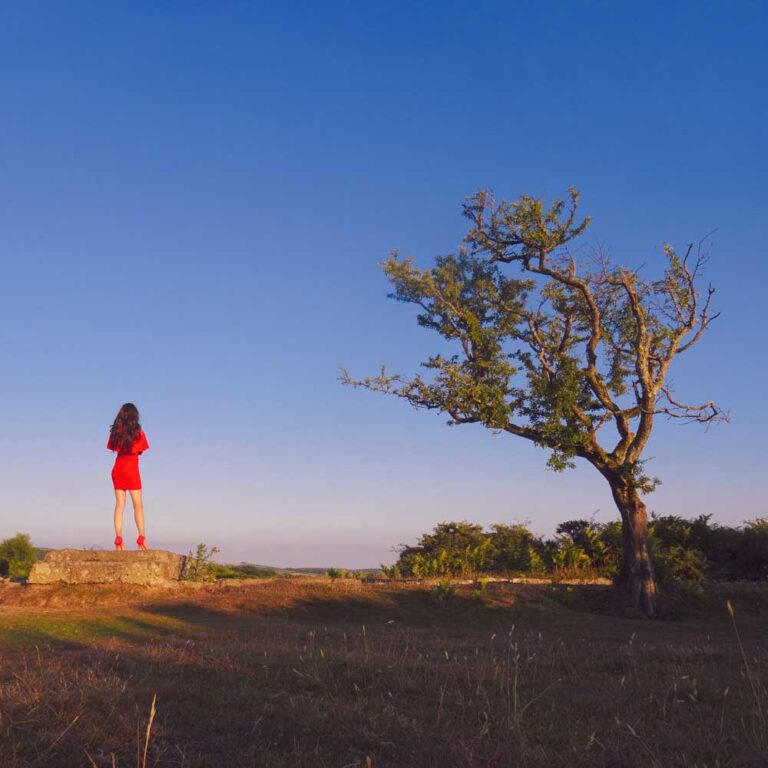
[0,578,766,767]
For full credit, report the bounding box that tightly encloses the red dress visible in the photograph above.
[108,430,149,490]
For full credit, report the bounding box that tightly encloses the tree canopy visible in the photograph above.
[346,189,724,480]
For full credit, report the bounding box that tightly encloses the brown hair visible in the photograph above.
[109,403,142,453]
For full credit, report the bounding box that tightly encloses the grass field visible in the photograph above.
[0,577,766,767]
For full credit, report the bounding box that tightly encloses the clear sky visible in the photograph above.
[1,2,765,567]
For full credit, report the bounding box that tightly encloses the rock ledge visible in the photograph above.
[27,549,187,586]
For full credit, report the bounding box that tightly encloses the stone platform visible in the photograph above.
[27,549,187,586]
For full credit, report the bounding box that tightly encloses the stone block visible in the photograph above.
[27,549,187,586]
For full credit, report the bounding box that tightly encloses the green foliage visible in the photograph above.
[0,533,36,580]
[397,521,492,577]
[739,519,768,580]
[346,188,721,475]
[380,563,402,579]
[211,565,242,579]
[550,537,591,571]
[647,514,767,583]
[234,563,279,578]
[527,544,547,575]
[212,563,277,580]
[324,567,372,580]
[325,567,353,580]
[555,519,621,576]
[488,524,537,571]
[183,543,220,582]
[653,546,708,585]
[429,579,457,604]
[384,516,768,583]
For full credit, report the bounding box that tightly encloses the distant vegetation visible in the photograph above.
[212,563,279,579]
[182,544,280,582]
[324,567,377,581]
[381,517,768,583]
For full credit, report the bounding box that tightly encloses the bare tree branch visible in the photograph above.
[656,386,729,424]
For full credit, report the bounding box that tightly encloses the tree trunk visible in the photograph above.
[606,475,659,617]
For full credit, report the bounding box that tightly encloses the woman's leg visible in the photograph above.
[114,490,126,549]
[129,489,148,549]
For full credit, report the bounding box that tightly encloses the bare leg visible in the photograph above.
[129,489,148,550]
[114,490,126,549]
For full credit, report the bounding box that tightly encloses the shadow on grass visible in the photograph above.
[2,578,766,652]
[138,585,527,634]
[0,623,84,650]
[0,585,527,654]
[0,605,207,648]
[0,580,766,767]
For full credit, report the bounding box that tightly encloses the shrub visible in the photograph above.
[396,521,492,577]
[183,543,220,582]
[740,519,768,580]
[209,562,278,580]
[488,523,537,572]
[701,524,743,579]
[326,567,352,580]
[0,533,36,580]
[550,537,591,571]
[380,563,401,579]
[649,515,711,583]
[429,579,457,604]
[554,519,621,576]
[527,544,547,575]
[384,515,768,583]
[230,563,278,578]
[653,545,708,584]
[212,564,241,579]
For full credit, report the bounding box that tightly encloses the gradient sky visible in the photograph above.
[1,2,766,567]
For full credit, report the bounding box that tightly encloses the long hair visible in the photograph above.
[110,403,142,453]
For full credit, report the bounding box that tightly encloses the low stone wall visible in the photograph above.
[27,549,187,587]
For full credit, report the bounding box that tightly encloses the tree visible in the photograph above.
[343,188,726,616]
[0,533,36,579]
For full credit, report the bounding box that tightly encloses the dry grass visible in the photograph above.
[0,578,766,767]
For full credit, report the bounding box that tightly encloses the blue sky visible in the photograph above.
[1,2,765,566]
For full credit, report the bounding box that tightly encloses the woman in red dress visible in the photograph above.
[108,403,150,551]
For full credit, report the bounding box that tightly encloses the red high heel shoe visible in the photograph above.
[137,535,148,551]
[114,536,123,551]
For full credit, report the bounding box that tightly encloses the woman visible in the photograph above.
[107,402,150,551]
